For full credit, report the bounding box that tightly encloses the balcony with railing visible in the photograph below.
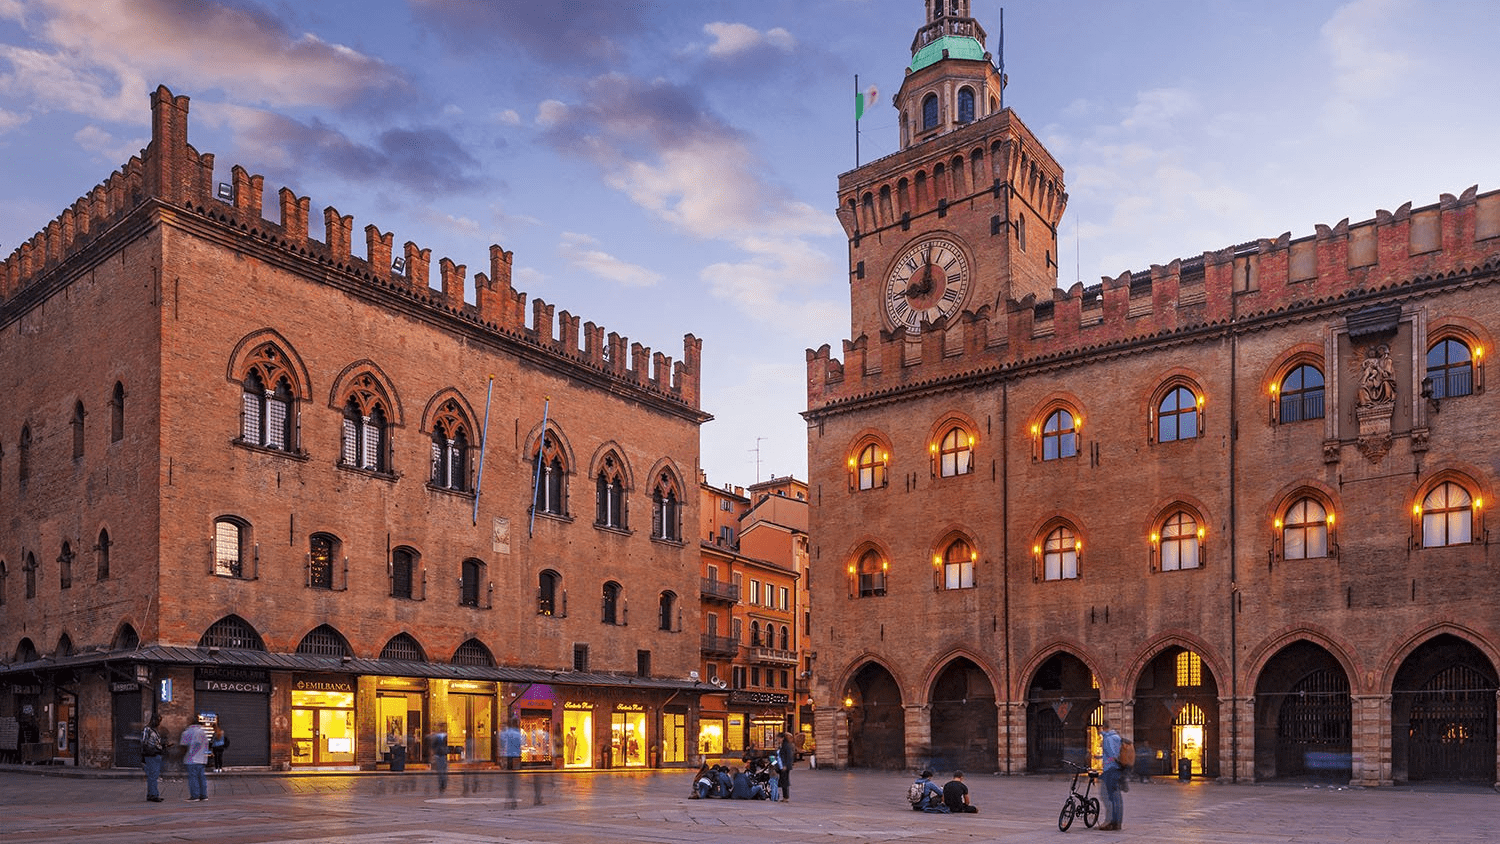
[700,634,740,657]
[747,646,799,666]
[700,577,740,604]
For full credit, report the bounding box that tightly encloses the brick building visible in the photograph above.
[694,474,809,762]
[0,86,711,771]
[805,1,1498,786]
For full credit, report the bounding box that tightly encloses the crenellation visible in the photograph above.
[0,84,702,409]
[438,257,465,305]
[402,241,431,293]
[277,187,310,242]
[323,206,353,261]
[809,187,1500,410]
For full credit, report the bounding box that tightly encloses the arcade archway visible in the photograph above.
[1026,652,1099,771]
[929,657,998,772]
[1132,647,1220,779]
[1391,634,1497,783]
[1253,640,1351,781]
[843,662,906,769]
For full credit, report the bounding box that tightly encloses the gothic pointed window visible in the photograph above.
[533,434,567,516]
[96,528,111,580]
[341,396,389,473]
[110,381,125,443]
[652,472,682,541]
[429,400,471,492]
[239,345,298,452]
[58,541,73,590]
[595,454,627,529]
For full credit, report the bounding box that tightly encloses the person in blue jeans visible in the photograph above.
[1099,721,1125,830]
[181,717,211,802]
[141,714,166,802]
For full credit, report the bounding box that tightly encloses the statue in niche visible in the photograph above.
[1357,343,1397,406]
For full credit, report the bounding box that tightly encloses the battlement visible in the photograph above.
[0,85,702,411]
[809,185,1500,411]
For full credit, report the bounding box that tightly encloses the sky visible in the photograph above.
[2,0,1497,487]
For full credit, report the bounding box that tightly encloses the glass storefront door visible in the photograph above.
[562,708,593,768]
[661,712,686,765]
[291,689,356,766]
[446,692,494,762]
[377,691,424,763]
[611,710,646,767]
[519,711,552,766]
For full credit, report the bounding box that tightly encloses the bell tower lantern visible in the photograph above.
[895,0,1004,150]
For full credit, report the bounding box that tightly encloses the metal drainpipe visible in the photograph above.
[1229,334,1239,783]
[1001,378,1012,776]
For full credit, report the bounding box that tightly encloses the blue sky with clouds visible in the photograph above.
[3,0,1497,486]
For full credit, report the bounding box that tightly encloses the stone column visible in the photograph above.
[998,700,1028,775]
[813,706,845,769]
[1351,694,1392,787]
[1219,694,1255,783]
[904,703,930,771]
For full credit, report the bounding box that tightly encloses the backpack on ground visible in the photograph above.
[906,780,926,806]
[1117,738,1136,770]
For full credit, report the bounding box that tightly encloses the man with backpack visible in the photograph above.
[140,714,166,803]
[1099,721,1130,830]
[907,769,946,812]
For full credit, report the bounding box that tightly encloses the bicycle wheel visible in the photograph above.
[1058,796,1077,831]
[1083,796,1101,828]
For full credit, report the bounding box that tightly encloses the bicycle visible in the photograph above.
[1057,760,1101,831]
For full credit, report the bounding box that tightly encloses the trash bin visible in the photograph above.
[1177,757,1191,781]
[390,744,406,772]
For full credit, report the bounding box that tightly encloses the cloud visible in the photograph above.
[0,107,28,133]
[198,102,481,194]
[1319,0,1416,129]
[1,0,409,122]
[72,123,145,163]
[558,232,662,288]
[414,0,647,71]
[702,22,795,58]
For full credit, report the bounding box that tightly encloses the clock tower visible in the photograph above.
[838,0,1067,339]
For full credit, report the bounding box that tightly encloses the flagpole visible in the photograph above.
[528,397,551,538]
[854,74,861,167]
[998,7,1006,112]
[472,374,494,526]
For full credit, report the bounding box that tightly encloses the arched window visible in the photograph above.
[72,401,85,459]
[241,368,295,451]
[1282,498,1329,559]
[430,406,470,491]
[1421,482,1473,547]
[957,87,975,124]
[854,550,886,597]
[296,624,351,657]
[1016,213,1027,251]
[602,580,622,625]
[922,93,939,130]
[380,633,426,662]
[652,472,681,541]
[779,625,789,651]
[1160,511,1201,571]
[342,399,388,472]
[452,638,494,667]
[538,569,561,616]
[751,620,762,647]
[308,533,336,589]
[110,381,125,443]
[460,558,484,607]
[855,442,887,490]
[595,454,627,529]
[533,433,567,515]
[658,591,676,631]
[198,615,265,651]
[1278,365,1325,423]
[213,518,246,578]
[23,552,37,599]
[1157,386,1199,442]
[938,426,973,477]
[58,541,73,590]
[941,538,976,589]
[1426,338,1474,399]
[1042,409,1078,460]
[390,546,416,599]
[1042,526,1078,581]
[95,528,111,580]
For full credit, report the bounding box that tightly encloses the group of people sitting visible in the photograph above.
[907,769,978,814]
[691,754,783,801]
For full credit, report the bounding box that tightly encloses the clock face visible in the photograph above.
[885,237,971,334]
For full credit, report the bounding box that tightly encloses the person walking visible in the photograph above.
[1099,720,1125,830]
[776,731,795,802]
[141,714,166,803]
[181,718,210,802]
[500,717,523,806]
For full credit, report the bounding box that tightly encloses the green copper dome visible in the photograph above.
[910,35,987,72]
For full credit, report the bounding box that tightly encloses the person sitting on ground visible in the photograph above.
[730,766,755,799]
[942,770,978,813]
[712,765,733,798]
[692,762,714,798]
[908,769,947,812]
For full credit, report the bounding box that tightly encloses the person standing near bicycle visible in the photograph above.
[1098,721,1125,830]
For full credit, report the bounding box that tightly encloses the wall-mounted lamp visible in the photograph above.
[1421,376,1439,413]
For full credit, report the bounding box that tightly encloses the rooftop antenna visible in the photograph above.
[750,437,766,484]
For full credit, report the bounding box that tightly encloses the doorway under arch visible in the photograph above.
[1026,652,1099,771]
[1253,640,1351,781]
[1131,646,1220,779]
[1390,634,1497,783]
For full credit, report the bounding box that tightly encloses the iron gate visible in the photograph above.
[1275,668,1350,778]
[1407,664,1495,782]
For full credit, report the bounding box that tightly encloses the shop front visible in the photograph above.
[376,676,426,767]
[561,701,594,768]
[506,683,555,767]
[194,667,270,767]
[609,703,648,767]
[445,681,495,763]
[290,675,356,767]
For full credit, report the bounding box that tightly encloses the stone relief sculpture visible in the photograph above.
[1357,343,1397,406]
